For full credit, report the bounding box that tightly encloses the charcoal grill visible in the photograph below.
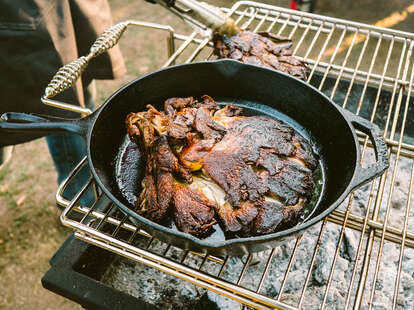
[41,1,414,309]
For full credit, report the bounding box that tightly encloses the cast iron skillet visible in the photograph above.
[0,60,389,256]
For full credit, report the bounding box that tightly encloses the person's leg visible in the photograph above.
[46,132,91,199]
[46,81,96,205]
[0,148,4,171]
[0,146,13,172]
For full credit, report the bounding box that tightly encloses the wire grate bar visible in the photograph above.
[276,235,302,300]
[292,17,313,56]
[227,2,414,41]
[366,35,395,124]
[256,248,277,293]
[163,244,172,256]
[127,226,139,244]
[199,254,209,271]
[218,256,230,278]
[223,4,414,91]
[93,204,115,231]
[327,210,414,248]
[146,237,155,249]
[297,218,328,308]
[241,8,258,30]
[353,37,408,304]
[321,55,385,305]
[77,229,295,310]
[169,32,412,92]
[185,37,210,63]
[237,254,253,285]
[242,7,260,30]
[344,177,379,308]
[392,160,414,309]
[368,57,414,309]
[329,30,360,100]
[321,199,353,309]
[180,250,189,264]
[389,42,414,140]
[392,161,414,309]
[276,14,292,37]
[286,16,302,39]
[66,194,414,250]
[163,31,197,67]
[266,11,281,32]
[306,23,335,83]
[111,213,129,238]
[354,36,383,115]
[78,233,281,310]
[318,27,347,91]
[77,179,98,223]
[234,7,249,25]
[342,32,371,109]
[383,41,408,137]
[299,57,409,91]
[339,39,399,305]
[253,9,269,32]
[302,22,324,61]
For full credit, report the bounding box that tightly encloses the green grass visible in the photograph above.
[0,166,10,182]
[13,215,28,227]
[16,171,30,183]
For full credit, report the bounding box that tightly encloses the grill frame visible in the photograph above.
[54,2,414,309]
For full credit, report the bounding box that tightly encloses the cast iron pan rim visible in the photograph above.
[85,59,360,249]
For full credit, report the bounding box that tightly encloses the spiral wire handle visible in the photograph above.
[41,1,236,103]
[90,22,129,57]
[42,1,238,101]
[43,21,129,100]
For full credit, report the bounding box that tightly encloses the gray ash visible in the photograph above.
[101,155,414,310]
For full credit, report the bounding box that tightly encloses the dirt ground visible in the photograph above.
[1,0,413,309]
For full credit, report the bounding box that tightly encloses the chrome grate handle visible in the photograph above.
[43,22,128,101]
[40,20,176,115]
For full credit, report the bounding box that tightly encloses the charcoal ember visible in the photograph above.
[103,168,414,309]
[101,240,242,310]
[213,30,308,80]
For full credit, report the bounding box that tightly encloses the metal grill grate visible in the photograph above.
[58,2,414,309]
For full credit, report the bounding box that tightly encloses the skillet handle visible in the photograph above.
[0,112,91,137]
[341,109,389,190]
